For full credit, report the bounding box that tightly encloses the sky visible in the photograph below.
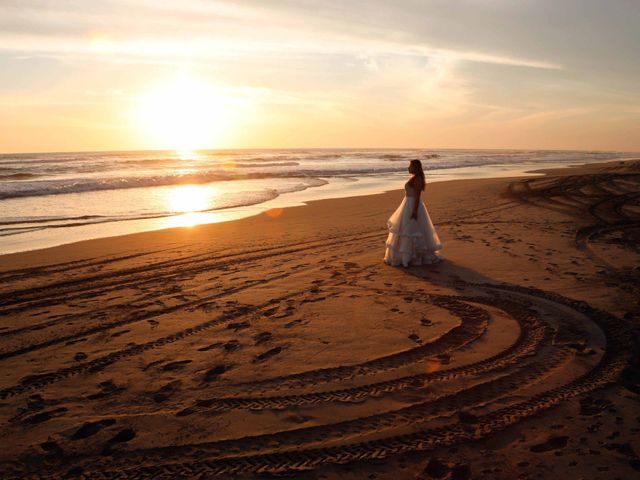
[0,0,639,153]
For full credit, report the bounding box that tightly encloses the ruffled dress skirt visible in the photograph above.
[384,196,442,267]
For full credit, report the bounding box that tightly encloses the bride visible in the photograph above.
[384,159,442,267]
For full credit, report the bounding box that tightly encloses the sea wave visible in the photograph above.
[0,178,328,236]
[0,172,327,200]
[383,153,441,161]
[233,161,299,168]
[0,170,366,200]
[0,173,40,180]
[2,149,638,201]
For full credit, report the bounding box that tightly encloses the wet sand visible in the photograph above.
[0,159,639,479]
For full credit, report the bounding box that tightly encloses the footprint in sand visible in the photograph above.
[73,352,87,361]
[102,428,136,455]
[22,407,68,425]
[175,407,196,417]
[110,329,130,338]
[198,342,224,352]
[273,306,295,319]
[26,394,45,410]
[72,419,116,440]
[263,307,279,317]
[301,295,326,304]
[530,436,569,453]
[227,321,250,331]
[222,340,241,352]
[152,380,181,403]
[142,360,165,371]
[423,458,449,478]
[40,440,63,456]
[87,380,125,400]
[253,346,283,363]
[161,360,192,371]
[203,364,231,382]
[579,396,612,416]
[253,332,272,345]
[422,460,471,480]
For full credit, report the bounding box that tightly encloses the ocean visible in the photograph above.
[1,148,638,255]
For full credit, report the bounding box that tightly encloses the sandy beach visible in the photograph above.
[1,159,639,479]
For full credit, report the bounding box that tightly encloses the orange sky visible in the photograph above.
[1,0,639,153]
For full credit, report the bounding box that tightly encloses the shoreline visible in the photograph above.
[0,174,543,269]
[2,156,637,260]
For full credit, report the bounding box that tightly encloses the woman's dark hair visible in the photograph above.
[410,159,425,191]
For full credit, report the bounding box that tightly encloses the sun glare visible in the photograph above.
[134,75,230,151]
[165,184,214,228]
[167,184,211,213]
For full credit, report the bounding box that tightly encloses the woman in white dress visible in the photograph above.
[384,159,442,267]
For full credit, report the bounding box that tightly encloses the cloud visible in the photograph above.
[0,0,562,71]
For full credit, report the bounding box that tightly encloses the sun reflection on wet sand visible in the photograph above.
[265,208,284,218]
[167,211,212,228]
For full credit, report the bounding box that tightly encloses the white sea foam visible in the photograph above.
[1,148,637,200]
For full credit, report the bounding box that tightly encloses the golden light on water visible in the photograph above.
[165,184,214,228]
[167,184,211,213]
[134,74,231,151]
[223,160,238,170]
[176,149,200,161]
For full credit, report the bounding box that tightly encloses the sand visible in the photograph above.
[0,160,639,479]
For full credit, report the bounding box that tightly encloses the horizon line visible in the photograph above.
[2,146,640,156]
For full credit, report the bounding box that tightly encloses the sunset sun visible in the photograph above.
[134,75,230,152]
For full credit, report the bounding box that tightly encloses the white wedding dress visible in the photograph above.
[384,180,442,267]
